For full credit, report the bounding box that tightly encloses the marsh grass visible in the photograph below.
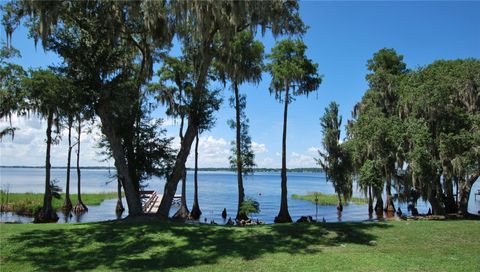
[0,191,118,215]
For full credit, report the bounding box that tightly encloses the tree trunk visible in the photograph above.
[63,117,73,212]
[34,111,58,223]
[173,114,190,219]
[429,176,446,215]
[428,188,445,215]
[375,194,384,215]
[190,132,202,220]
[234,82,247,220]
[444,175,457,213]
[368,185,373,214]
[275,83,292,223]
[116,177,125,213]
[97,102,143,215]
[173,169,190,219]
[157,121,198,219]
[384,171,395,213]
[157,50,213,219]
[458,174,479,215]
[73,117,88,214]
[337,192,343,212]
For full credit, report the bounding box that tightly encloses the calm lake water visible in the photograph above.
[1,167,479,224]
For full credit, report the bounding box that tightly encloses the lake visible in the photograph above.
[1,167,479,224]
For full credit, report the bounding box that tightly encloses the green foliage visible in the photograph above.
[266,39,322,102]
[0,43,26,140]
[239,197,260,217]
[358,160,384,195]
[0,191,118,216]
[318,102,353,203]
[350,49,480,213]
[49,179,62,200]
[215,30,264,86]
[228,94,256,175]
[292,193,366,206]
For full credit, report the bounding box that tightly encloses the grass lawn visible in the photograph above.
[292,192,367,205]
[0,192,118,215]
[0,220,478,271]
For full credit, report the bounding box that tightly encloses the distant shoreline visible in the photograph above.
[0,166,322,173]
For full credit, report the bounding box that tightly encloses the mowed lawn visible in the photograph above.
[0,220,479,271]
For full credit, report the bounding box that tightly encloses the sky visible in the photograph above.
[1,1,479,168]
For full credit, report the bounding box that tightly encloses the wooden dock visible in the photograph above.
[140,191,182,214]
[141,191,162,214]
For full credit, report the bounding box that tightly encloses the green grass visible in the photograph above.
[0,192,118,215]
[292,192,367,205]
[0,220,478,271]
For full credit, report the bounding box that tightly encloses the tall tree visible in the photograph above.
[216,31,263,220]
[150,56,194,219]
[266,39,321,223]
[317,102,352,211]
[366,48,407,213]
[72,116,88,213]
[22,69,64,223]
[156,0,306,218]
[227,94,256,219]
[189,89,222,220]
[57,78,78,212]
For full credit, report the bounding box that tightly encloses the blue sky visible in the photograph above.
[1,1,479,168]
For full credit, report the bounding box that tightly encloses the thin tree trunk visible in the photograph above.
[444,175,457,213]
[368,185,373,214]
[275,83,292,223]
[34,111,58,223]
[73,117,88,214]
[234,82,247,220]
[190,132,202,219]
[97,101,143,215]
[116,177,125,213]
[63,117,73,211]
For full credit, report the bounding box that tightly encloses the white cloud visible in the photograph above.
[251,141,267,154]
[307,146,320,154]
[288,150,317,168]
[186,135,230,168]
[0,115,110,167]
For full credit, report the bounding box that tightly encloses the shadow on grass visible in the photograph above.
[6,220,390,271]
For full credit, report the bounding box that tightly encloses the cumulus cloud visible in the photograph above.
[0,115,110,167]
[185,135,230,168]
[307,146,320,154]
[287,149,318,168]
[251,141,267,154]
